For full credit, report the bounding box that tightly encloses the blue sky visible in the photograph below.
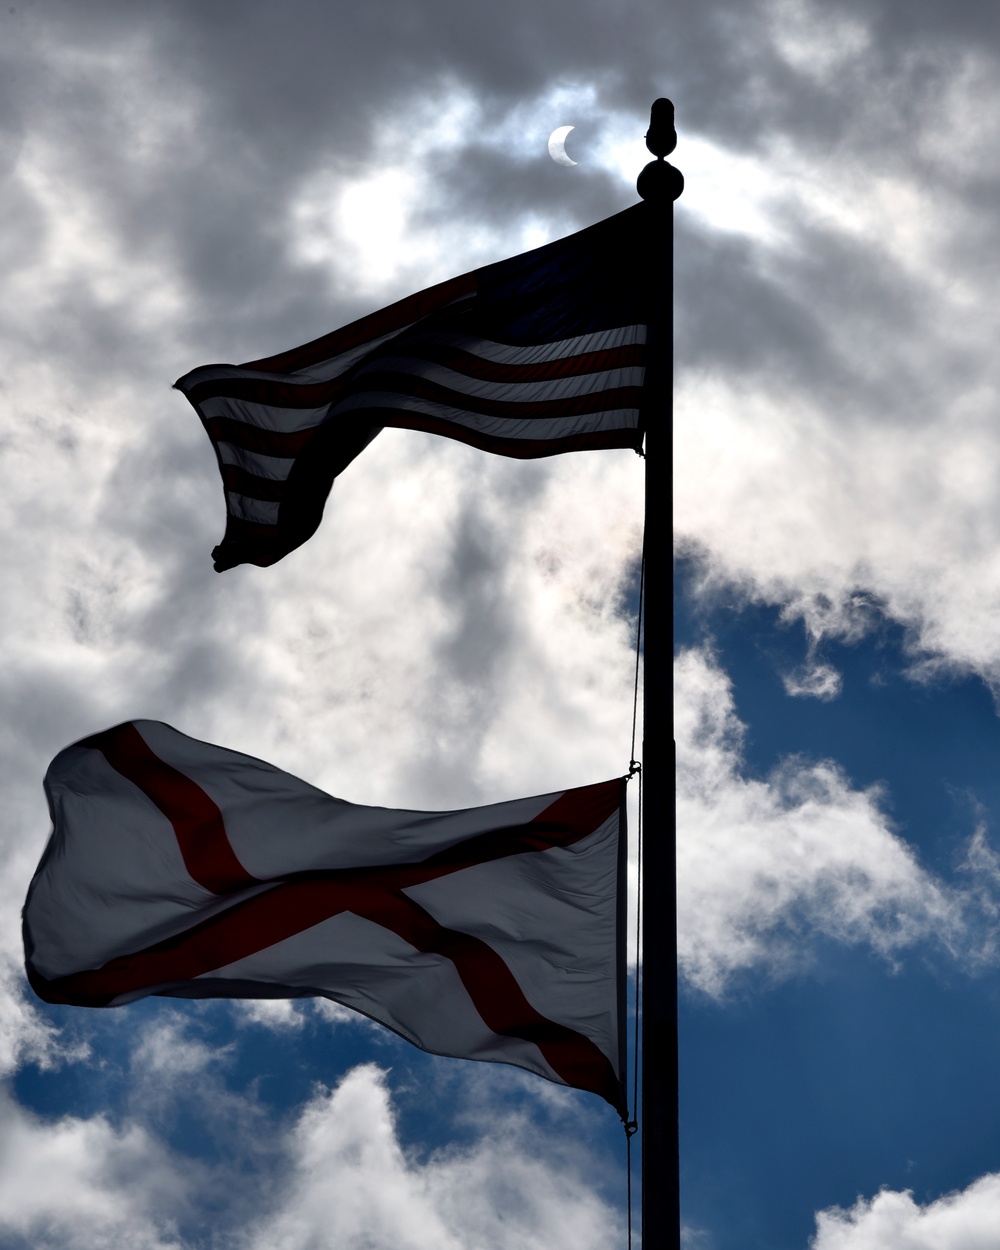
[676,558,1000,1247]
[3,2,1000,1248]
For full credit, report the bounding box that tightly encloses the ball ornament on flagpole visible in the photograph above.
[637,98,684,203]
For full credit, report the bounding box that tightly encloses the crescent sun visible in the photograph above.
[547,125,577,167]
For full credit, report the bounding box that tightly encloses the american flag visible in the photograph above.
[24,721,627,1113]
[175,204,656,571]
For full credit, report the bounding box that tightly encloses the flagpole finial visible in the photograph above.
[637,98,683,203]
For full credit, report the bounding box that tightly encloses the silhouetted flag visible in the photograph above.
[175,204,655,571]
[24,721,627,1112]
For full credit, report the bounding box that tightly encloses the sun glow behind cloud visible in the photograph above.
[286,85,592,295]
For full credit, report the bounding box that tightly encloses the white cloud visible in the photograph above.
[781,659,843,700]
[675,647,964,993]
[312,997,365,1026]
[0,1086,189,1250]
[0,1054,625,1250]
[233,999,308,1029]
[675,360,1000,696]
[768,0,871,83]
[0,958,71,1079]
[132,1018,230,1079]
[813,1174,1000,1250]
[231,996,370,1029]
[240,1064,622,1250]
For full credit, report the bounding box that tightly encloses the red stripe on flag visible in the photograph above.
[220,464,288,502]
[186,375,349,408]
[388,341,645,384]
[79,724,259,894]
[350,889,623,1109]
[415,780,622,870]
[337,375,643,421]
[202,418,319,457]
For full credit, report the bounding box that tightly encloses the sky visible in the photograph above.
[2,1,1000,1247]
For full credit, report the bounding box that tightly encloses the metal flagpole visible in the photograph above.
[637,99,683,1250]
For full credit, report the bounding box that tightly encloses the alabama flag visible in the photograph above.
[24,721,627,1112]
[174,203,655,571]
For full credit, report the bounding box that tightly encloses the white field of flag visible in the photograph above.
[24,720,627,1112]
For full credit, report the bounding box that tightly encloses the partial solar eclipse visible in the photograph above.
[547,125,577,167]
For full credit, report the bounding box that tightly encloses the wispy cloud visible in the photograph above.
[675,647,1000,993]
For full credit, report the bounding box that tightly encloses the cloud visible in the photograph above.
[131,1017,231,1079]
[781,659,843,700]
[813,1174,1000,1250]
[0,1035,625,1250]
[672,29,1000,698]
[232,999,308,1030]
[675,647,965,993]
[239,1064,622,1250]
[0,1086,190,1250]
[0,958,70,1079]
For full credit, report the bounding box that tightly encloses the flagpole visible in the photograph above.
[637,99,683,1250]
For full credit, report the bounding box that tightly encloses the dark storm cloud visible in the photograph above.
[0,0,705,334]
[675,212,941,420]
[4,0,991,372]
[8,0,994,393]
[0,58,26,185]
[14,0,998,189]
[402,477,524,792]
[676,222,830,383]
[414,141,628,238]
[833,0,1000,48]
[437,496,518,686]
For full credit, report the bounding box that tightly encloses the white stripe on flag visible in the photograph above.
[328,394,640,440]
[347,361,645,402]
